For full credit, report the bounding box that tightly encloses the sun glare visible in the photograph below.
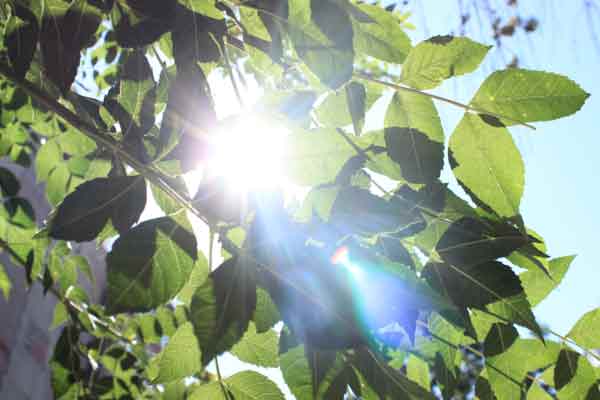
[210,115,287,191]
[186,114,289,196]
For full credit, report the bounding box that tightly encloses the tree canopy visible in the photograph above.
[0,0,596,399]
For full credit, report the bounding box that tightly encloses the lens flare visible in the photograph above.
[332,246,416,348]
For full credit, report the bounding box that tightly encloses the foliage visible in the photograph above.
[0,0,596,399]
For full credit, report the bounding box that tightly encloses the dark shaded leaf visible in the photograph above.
[113,0,177,48]
[351,347,437,400]
[40,3,102,93]
[172,4,226,66]
[48,176,146,242]
[384,91,444,184]
[483,323,518,357]
[436,217,529,267]
[329,186,424,237]
[0,166,20,196]
[5,7,39,80]
[345,81,367,135]
[190,256,257,364]
[160,65,216,171]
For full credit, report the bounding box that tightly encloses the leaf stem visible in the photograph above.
[354,71,536,130]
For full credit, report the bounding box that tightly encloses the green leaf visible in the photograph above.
[384,91,444,184]
[486,339,560,400]
[567,307,600,350]
[294,186,340,223]
[554,349,600,400]
[106,216,197,314]
[226,370,285,400]
[471,69,590,125]
[231,323,279,368]
[190,256,257,364]
[288,0,354,89]
[284,128,355,186]
[150,176,189,215]
[351,348,437,400]
[406,355,431,391]
[177,252,209,305]
[0,264,11,299]
[188,382,228,399]
[118,49,156,134]
[279,331,347,399]
[520,255,574,307]
[401,36,490,89]
[178,0,223,19]
[253,288,281,333]
[314,81,381,133]
[351,3,412,63]
[416,313,467,375]
[152,322,202,383]
[48,176,147,242]
[449,113,524,217]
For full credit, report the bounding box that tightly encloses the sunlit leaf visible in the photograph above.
[285,128,355,186]
[351,3,412,63]
[567,307,600,350]
[449,113,524,217]
[471,69,590,125]
[288,0,354,89]
[486,339,560,400]
[226,370,285,400]
[520,255,574,307]
[152,322,202,383]
[0,264,11,299]
[401,36,490,89]
[231,323,279,367]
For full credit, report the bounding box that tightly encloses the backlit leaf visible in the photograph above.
[153,322,202,383]
[520,255,574,307]
[471,69,590,125]
[231,323,279,368]
[567,307,600,350]
[449,113,524,217]
[351,3,412,63]
[401,36,490,89]
[226,370,285,400]
[106,216,197,314]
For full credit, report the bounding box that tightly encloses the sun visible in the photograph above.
[194,114,289,194]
